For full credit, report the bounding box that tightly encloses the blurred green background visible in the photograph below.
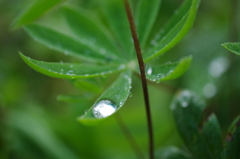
[0,0,240,158]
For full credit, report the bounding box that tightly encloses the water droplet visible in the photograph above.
[129,92,133,97]
[64,51,69,55]
[157,73,165,79]
[181,101,188,108]
[93,100,116,119]
[208,57,229,78]
[202,83,217,98]
[99,48,106,54]
[147,67,152,75]
[118,64,126,70]
[151,40,157,46]
[70,65,74,68]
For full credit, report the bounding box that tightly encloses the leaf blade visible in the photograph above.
[24,23,113,63]
[171,90,213,159]
[78,70,132,125]
[202,114,223,159]
[146,56,192,82]
[19,53,126,79]
[12,0,67,29]
[135,0,161,48]
[144,0,200,61]
[222,42,240,55]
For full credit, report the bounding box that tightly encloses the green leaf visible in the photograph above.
[100,0,133,60]
[12,0,67,29]
[19,53,126,79]
[146,56,192,82]
[144,0,200,61]
[78,70,132,125]
[223,116,240,159]
[222,42,240,55]
[135,0,161,48]
[57,95,89,103]
[62,6,125,62]
[171,90,213,159]
[156,147,190,159]
[74,79,102,93]
[202,114,223,159]
[24,23,114,63]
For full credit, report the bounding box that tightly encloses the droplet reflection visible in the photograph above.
[93,100,116,119]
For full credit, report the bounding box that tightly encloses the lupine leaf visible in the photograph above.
[170,90,213,159]
[62,6,125,62]
[222,42,240,55]
[223,116,240,159]
[202,114,223,159]
[12,0,67,29]
[24,23,114,63]
[144,0,200,61]
[79,70,132,125]
[135,0,161,48]
[100,0,133,60]
[19,53,126,79]
[146,56,192,82]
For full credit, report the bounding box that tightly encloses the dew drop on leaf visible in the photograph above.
[147,67,152,75]
[93,100,116,119]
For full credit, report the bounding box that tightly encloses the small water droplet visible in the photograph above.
[157,73,165,79]
[181,101,188,108]
[89,37,96,45]
[70,65,74,68]
[151,40,157,46]
[93,100,116,119]
[147,67,152,75]
[64,51,69,55]
[118,64,126,70]
[99,48,106,54]
[129,92,133,97]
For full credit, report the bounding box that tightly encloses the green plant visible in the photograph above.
[14,0,201,158]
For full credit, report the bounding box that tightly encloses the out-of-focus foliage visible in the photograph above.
[0,0,240,159]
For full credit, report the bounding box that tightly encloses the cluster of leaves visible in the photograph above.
[157,90,240,159]
[15,0,200,125]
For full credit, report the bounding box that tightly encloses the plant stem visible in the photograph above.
[123,1,154,159]
[115,113,145,159]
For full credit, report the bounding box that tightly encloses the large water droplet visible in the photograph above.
[93,100,116,119]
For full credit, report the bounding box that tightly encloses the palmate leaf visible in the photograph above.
[62,5,125,62]
[79,70,132,125]
[12,0,67,29]
[145,56,192,82]
[143,0,200,62]
[24,23,118,63]
[170,90,213,159]
[222,42,240,55]
[19,53,126,79]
